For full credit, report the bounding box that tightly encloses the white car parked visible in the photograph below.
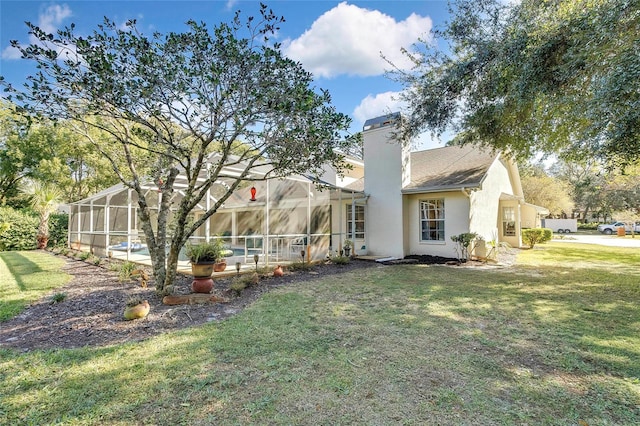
[597,221,640,235]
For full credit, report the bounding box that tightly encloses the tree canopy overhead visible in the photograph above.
[393,0,639,166]
[2,4,358,293]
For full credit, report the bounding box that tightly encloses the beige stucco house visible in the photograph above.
[347,113,547,260]
[68,112,546,267]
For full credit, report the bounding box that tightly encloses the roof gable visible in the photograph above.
[404,144,499,192]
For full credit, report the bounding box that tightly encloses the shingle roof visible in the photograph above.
[403,144,499,192]
[345,177,364,192]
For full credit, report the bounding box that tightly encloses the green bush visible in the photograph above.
[118,261,137,282]
[522,228,552,248]
[78,251,92,261]
[330,255,351,265]
[578,222,599,230]
[0,207,38,251]
[451,232,477,261]
[48,213,69,248]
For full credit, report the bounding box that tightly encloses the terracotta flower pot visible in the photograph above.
[273,265,284,277]
[192,277,214,293]
[213,260,227,272]
[37,235,49,249]
[123,300,150,320]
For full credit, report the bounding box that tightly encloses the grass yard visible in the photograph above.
[1,242,639,425]
[0,251,71,321]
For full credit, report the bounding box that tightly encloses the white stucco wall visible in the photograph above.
[403,157,520,258]
[363,123,409,258]
[405,191,471,258]
[469,157,515,242]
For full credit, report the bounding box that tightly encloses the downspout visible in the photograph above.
[460,187,472,233]
[307,181,311,263]
[351,191,355,241]
[338,189,342,252]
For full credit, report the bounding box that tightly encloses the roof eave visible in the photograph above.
[402,183,481,194]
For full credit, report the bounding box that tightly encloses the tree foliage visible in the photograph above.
[520,165,574,217]
[2,5,358,293]
[551,159,640,221]
[393,0,640,166]
[0,101,119,205]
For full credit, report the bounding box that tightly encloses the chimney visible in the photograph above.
[362,113,410,258]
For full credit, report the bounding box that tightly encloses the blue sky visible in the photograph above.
[1,0,452,150]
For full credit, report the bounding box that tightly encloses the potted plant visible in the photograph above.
[343,239,353,257]
[185,239,226,293]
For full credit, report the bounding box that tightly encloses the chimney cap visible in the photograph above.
[363,112,401,131]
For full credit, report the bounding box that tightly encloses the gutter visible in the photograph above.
[401,184,481,195]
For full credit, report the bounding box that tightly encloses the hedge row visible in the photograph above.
[0,207,68,251]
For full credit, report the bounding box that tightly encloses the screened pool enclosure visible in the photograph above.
[68,172,367,273]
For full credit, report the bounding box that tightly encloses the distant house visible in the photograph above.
[355,113,548,259]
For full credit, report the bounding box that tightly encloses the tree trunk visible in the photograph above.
[37,212,50,249]
[162,244,181,295]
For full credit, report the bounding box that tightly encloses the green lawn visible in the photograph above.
[0,251,71,321]
[1,243,639,425]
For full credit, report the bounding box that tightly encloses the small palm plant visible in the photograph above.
[22,181,63,249]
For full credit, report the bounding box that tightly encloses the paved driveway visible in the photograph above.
[554,233,640,248]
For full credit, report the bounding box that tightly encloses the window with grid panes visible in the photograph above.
[420,199,445,241]
[346,204,365,239]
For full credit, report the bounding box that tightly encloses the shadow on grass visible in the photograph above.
[2,252,639,425]
[0,251,43,291]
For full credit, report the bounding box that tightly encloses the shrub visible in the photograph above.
[118,261,137,282]
[0,207,38,251]
[229,279,248,296]
[78,251,92,261]
[287,261,311,271]
[522,228,552,248]
[48,213,69,248]
[50,292,67,304]
[451,232,477,261]
[331,255,350,265]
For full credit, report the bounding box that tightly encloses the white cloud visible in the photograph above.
[225,0,239,11]
[37,4,73,34]
[1,45,22,60]
[353,91,404,124]
[2,3,73,60]
[353,90,448,151]
[282,2,432,78]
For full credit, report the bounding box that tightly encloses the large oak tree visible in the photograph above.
[2,5,357,293]
[393,0,639,166]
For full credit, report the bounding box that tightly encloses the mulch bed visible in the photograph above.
[0,252,511,352]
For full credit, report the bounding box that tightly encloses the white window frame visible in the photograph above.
[420,199,445,242]
[346,204,365,239]
[503,206,516,236]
